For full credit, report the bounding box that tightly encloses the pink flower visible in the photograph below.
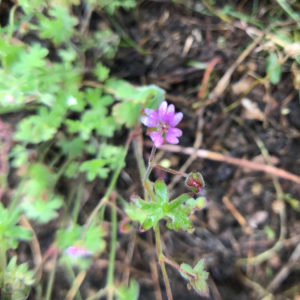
[141,101,183,148]
[65,246,93,258]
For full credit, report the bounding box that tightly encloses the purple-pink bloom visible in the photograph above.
[141,101,183,148]
[65,246,93,258]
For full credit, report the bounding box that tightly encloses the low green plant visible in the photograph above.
[0,1,208,299]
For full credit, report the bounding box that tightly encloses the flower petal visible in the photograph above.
[158,101,168,121]
[145,108,154,116]
[163,104,175,124]
[140,116,150,126]
[141,111,159,127]
[165,133,179,144]
[168,127,182,137]
[150,131,164,148]
[147,111,159,127]
[169,112,183,127]
[166,128,182,144]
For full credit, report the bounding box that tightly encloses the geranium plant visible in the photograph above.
[130,101,209,299]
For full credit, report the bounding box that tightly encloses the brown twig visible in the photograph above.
[222,196,253,235]
[19,215,42,285]
[197,57,223,100]
[146,142,300,184]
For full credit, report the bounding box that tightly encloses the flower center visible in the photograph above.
[159,122,169,133]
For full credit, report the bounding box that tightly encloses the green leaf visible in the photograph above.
[64,161,80,179]
[154,178,168,205]
[266,52,282,84]
[125,203,147,224]
[56,225,82,249]
[84,224,106,253]
[0,38,24,68]
[130,195,159,211]
[168,193,193,211]
[194,197,206,210]
[11,43,48,74]
[94,62,110,81]
[180,260,209,297]
[22,196,63,224]
[92,29,120,59]
[18,0,46,13]
[58,137,86,158]
[166,210,194,232]
[138,84,165,109]
[284,194,300,211]
[140,211,163,232]
[56,223,106,257]
[112,101,141,128]
[14,115,57,143]
[194,259,205,273]
[9,226,33,242]
[38,6,77,45]
[79,159,109,181]
[103,0,136,15]
[117,279,140,300]
[179,263,193,280]
[106,78,137,99]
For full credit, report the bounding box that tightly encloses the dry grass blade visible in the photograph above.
[210,32,265,101]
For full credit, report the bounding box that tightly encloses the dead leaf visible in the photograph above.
[232,76,254,95]
[241,98,265,121]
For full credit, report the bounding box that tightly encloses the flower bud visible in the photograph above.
[185,172,205,193]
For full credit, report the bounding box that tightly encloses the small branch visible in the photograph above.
[144,146,156,182]
[162,256,197,280]
[66,270,87,300]
[147,143,300,185]
[151,163,188,177]
[222,196,253,235]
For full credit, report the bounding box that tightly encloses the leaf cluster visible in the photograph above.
[0,204,32,249]
[130,178,205,232]
[180,259,209,297]
[2,256,35,300]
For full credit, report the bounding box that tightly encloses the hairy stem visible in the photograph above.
[155,223,173,300]
[107,198,117,300]
[143,145,156,182]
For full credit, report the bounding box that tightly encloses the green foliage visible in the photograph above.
[79,145,125,181]
[130,178,203,232]
[38,6,77,45]
[284,193,300,211]
[180,259,209,297]
[94,62,110,82]
[0,204,32,249]
[21,196,63,224]
[266,52,282,84]
[90,0,136,15]
[2,256,34,300]
[58,224,106,254]
[17,163,63,224]
[0,0,169,298]
[110,81,165,127]
[116,280,139,300]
